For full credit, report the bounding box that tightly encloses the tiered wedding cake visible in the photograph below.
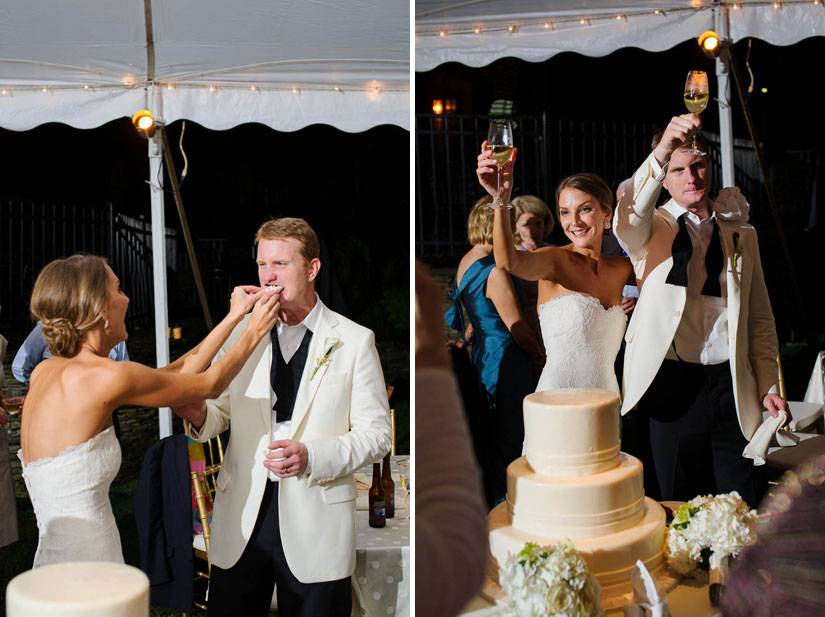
[6,562,149,617]
[488,388,667,604]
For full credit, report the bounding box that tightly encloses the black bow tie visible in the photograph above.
[666,213,723,297]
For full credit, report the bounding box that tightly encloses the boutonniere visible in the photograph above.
[310,337,340,380]
[732,232,743,268]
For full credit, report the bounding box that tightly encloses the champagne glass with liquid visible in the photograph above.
[486,119,514,208]
[683,70,709,155]
[2,386,25,437]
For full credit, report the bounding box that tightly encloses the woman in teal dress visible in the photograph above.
[446,198,544,507]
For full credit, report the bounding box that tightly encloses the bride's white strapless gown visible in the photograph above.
[535,293,627,397]
[18,425,124,567]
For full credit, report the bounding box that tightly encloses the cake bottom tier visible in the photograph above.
[488,496,666,600]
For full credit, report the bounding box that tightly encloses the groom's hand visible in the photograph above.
[265,439,308,477]
[763,393,790,421]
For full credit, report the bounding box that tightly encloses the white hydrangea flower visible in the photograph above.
[500,541,605,617]
[664,492,758,576]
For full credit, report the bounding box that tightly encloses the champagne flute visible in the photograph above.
[2,386,25,437]
[486,119,514,208]
[683,70,709,155]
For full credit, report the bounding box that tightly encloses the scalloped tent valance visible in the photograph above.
[416,0,825,71]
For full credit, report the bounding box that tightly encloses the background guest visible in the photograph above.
[1,318,20,549]
[416,261,488,617]
[445,200,543,507]
[511,195,555,354]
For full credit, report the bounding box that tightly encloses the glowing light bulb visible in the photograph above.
[439,30,446,37]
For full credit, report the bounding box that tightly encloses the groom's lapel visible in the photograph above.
[241,334,274,432]
[290,301,339,437]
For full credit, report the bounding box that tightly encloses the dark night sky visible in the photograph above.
[0,121,410,345]
[416,36,825,151]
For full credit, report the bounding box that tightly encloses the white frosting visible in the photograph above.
[489,497,666,598]
[507,454,645,538]
[6,562,149,617]
[523,389,620,477]
[490,388,667,606]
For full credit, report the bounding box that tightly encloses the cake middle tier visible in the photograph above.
[508,453,645,538]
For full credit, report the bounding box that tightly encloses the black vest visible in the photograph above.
[270,329,313,423]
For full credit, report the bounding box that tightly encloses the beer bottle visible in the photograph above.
[382,453,395,518]
[369,462,386,528]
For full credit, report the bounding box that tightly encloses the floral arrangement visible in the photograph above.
[664,492,758,576]
[500,541,604,617]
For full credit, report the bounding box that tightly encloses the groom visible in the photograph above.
[176,217,392,616]
[614,112,787,507]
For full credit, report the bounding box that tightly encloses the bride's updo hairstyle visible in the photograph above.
[30,254,110,358]
[554,173,614,219]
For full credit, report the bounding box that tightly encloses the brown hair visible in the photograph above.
[554,173,614,220]
[511,195,555,241]
[30,254,110,358]
[254,217,320,263]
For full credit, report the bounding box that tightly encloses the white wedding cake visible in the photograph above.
[488,388,667,604]
[6,562,149,617]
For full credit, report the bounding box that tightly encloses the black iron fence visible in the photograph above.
[0,200,176,327]
[415,113,813,258]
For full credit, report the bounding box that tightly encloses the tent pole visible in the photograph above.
[715,7,735,188]
[148,98,174,439]
[160,127,213,330]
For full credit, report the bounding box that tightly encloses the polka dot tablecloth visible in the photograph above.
[352,459,410,617]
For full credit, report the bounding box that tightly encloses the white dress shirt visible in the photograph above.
[665,204,729,365]
[268,294,321,481]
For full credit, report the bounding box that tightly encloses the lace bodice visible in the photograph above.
[19,425,124,567]
[536,293,627,396]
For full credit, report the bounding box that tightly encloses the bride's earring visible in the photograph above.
[102,314,110,329]
[604,222,611,230]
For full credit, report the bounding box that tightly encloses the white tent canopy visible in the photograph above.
[1,0,409,132]
[416,0,825,71]
[1,0,409,437]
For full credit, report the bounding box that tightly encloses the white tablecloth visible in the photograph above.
[351,457,410,617]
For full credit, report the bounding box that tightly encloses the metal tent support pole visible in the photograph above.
[715,7,735,188]
[148,118,174,439]
[160,126,213,330]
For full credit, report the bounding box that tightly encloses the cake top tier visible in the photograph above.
[523,388,620,477]
[6,562,149,617]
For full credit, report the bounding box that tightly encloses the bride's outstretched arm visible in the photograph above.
[160,285,265,374]
[478,142,553,282]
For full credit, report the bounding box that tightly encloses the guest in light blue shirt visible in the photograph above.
[12,320,129,384]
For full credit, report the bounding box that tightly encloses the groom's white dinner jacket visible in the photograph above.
[614,153,779,441]
[184,298,392,583]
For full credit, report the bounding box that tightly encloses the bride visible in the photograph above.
[477,143,634,396]
[19,254,279,567]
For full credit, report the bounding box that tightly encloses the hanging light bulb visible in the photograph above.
[698,30,720,53]
[131,109,157,138]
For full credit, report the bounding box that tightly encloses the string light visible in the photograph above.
[654,9,660,14]
[83,84,89,89]
[250,85,256,90]
[508,24,518,32]
[373,86,380,93]
[1,89,6,95]
[474,26,482,34]
[439,30,447,37]
[209,85,215,92]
